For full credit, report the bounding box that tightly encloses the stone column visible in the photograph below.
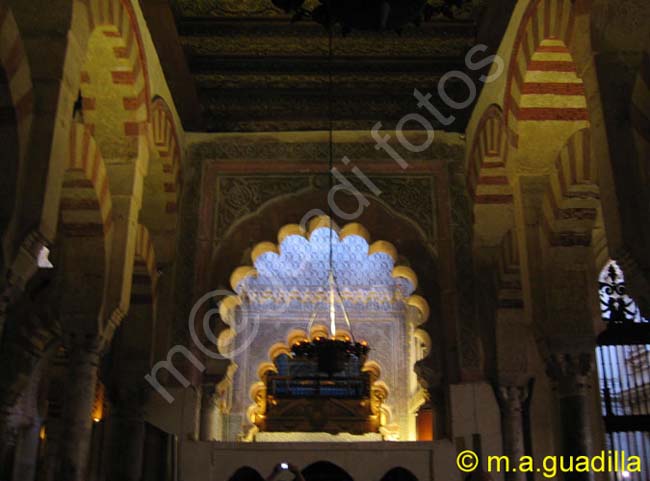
[199,385,221,441]
[105,400,146,481]
[56,342,100,481]
[547,352,595,481]
[497,385,529,481]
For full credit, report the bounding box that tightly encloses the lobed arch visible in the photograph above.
[245,327,395,438]
[207,189,441,323]
[216,216,431,441]
[219,216,429,329]
[74,0,151,159]
[504,0,589,151]
[540,128,600,247]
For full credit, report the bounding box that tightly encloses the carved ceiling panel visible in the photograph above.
[173,1,482,131]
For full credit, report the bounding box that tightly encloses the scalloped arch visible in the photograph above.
[223,215,429,324]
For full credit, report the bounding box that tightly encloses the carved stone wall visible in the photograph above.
[213,174,437,243]
[184,131,467,391]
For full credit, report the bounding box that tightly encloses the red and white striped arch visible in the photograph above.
[541,128,600,246]
[151,97,182,214]
[60,123,113,237]
[467,105,512,205]
[77,0,150,156]
[504,0,589,148]
[131,223,158,308]
[0,2,32,159]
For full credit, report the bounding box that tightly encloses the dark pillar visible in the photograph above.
[56,343,100,481]
[41,413,63,481]
[497,385,529,481]
[12,420,42,481]
[105,393,146,481]
[0,416,18,481]
[547,352,595,481]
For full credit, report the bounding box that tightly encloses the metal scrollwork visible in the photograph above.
[599,261,647,325]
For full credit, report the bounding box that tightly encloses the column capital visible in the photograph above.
[546,352,594,397]
[497,384,530,413]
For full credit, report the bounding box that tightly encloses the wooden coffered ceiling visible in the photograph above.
[145,1,513,133]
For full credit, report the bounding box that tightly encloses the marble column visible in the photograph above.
[106,401,146,481]
[56,343,100,481]
[199,385,221,441]
[547,352,595,481]
[497,385,529,481]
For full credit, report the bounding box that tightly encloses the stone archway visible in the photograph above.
[76,0,150,159]
[504,0,590,152]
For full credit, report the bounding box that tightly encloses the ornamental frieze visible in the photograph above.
[213,174,437,242]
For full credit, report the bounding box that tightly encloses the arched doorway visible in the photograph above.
[302,461,354,481]
[380,467,420,481]
[228,466,265,481]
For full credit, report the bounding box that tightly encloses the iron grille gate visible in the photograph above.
[596,261,650,481]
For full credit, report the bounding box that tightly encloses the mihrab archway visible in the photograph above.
[217,216,430,442]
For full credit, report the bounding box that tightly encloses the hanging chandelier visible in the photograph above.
[292,266,370,376]
[271,0,468,33]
